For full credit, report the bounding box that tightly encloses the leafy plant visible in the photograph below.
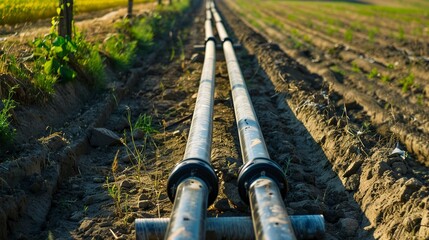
[351,62,361,73]
[344,29,353,42]
[33,33,78,82]
[103,34,137,70]
[0,86,17,149]
[367,68,379,79]
[400,73,414,93]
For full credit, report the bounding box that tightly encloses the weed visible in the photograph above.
[106,150,123,216]
[387,63,395,69]
[74,31,106,88]
[367,68,379,79]
[397,27,405,41]
[330,65,345,76]
[351,62,361,73]
[400,73,414,93]
[344,29,353,42]
[0,85,17,148]
[103,34,137,70]
[416,94,423,106]
[368,27,378,43]
[381,75,391,83]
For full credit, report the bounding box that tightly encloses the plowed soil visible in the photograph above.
[1,0,428,239]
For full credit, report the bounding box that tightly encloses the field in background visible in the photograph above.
[0,0,153,25]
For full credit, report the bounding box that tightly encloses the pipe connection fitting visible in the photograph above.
[237,158,288,204]
[167,158,219,206]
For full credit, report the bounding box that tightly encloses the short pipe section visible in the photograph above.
[164,177,209,240]
[249,177,296,240]
[136,215,325,240]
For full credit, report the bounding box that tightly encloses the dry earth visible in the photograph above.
[0,0,428,239]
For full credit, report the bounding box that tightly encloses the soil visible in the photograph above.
[1,0,428,240]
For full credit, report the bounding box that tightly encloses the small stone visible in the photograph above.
[139,193,151,201]
[345,174,360,191]
[137,200,155,210]
[338,218,359,237]
[79,219,94,232]
[88,128,121,147]
[342,160,363,178]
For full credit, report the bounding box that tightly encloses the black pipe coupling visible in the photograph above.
[237,158,288,204]
[167,158,219,206]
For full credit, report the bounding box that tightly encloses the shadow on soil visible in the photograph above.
[232,45,375,239]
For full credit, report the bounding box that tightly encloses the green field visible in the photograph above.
[0,0,152,25]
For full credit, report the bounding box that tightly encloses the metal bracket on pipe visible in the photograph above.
[136,215,325,240]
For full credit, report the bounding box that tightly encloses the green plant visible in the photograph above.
[106,151,123,216]
[0,85,17,148]
[397,27,405,41]
[33,33,78,82]
[344,29,353,42]
[381,75,391,83]
[416,94,423,106]
[330,65,346,76]
[367,67,379,79]
[351,62,361,73]
[400,73,414,93]
[103,34,137,70]
[74,31,106,88]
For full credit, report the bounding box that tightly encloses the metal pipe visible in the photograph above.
[136,215,325,240]
[212,5,296,239]
[166,22,218,207]
[164,7,219,239]
[164,177,209,240]
[219,32,288,204]
[205,20,214,42]
[249,177,296,240]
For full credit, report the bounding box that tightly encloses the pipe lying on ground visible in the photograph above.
[136,215,325,240]
[162,9,218,239]
[211,2,306,239]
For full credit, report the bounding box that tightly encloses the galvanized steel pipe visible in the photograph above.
[164,6,219,239]
[136,215,325,240]
[211,3,295,239]
[164,178,209,240]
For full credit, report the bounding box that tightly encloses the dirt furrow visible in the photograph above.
[226,2,429,166]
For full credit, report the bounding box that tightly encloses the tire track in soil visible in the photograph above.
[218,0,429,239]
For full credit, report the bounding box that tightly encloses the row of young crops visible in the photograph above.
[0,0,151,25]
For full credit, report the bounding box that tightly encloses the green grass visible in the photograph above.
[0,0,153,25]
[0,86,17,149]
[367,68,379,79]
[400,73,414,93]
